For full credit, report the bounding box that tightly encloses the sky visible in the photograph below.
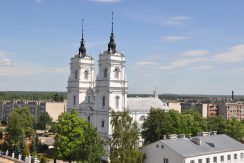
[0,0,244,95]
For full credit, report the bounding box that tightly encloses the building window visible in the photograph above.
[190,160,195,163]
[114,68,119,79]
[88,116,90,122]
[220,155,224,161]
[84,70,88,80]
[102,96,106,107]
[198,159,202,163]
[74,70,78,79]
[115,96,119,109]
[206,158,210,163]
[228,155,231,161]
[241,153,244,159]
[104,68,108,78]
[213,156,217,163]
[101,120,105,128]
[163,158,169,163]
[73,96,76,105]
[234,154,237,159]
[88,96,90,104]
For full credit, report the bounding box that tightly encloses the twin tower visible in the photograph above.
[67,17,128,137]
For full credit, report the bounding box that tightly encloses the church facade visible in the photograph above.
[67,19,128,137]
[67,18,169,139]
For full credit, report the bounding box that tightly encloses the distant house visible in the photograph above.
[140,134,244,163]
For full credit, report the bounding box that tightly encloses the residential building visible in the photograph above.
[218,102,244,120]
[140,134,244,163]
[0,100,65,122]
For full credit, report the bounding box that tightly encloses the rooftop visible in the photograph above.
[127,97,169,112]
[161,134,244,157]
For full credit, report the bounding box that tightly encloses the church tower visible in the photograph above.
[67,20,95,121]
[94,12,128,137]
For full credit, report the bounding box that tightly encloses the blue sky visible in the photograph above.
[0,0,244,95]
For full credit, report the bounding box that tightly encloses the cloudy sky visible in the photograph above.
[0,0,244,95]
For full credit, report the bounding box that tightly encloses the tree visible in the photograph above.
[6,107,34,153]
[54,110,104,163]
[225,118,244,141]
[142,108,207,144]
[37,112,52,130]
[23,142,30,157]
[109,109,144,163]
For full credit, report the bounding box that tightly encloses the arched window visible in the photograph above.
[101,120,105,127]
[114,68,119,79]
[84,70,88,80]
[88,96,90,104]
[115,96,120,109]
[104,68,108,78]
[102,96,106,107]
[73,95,76,105]
[74,70,78,79]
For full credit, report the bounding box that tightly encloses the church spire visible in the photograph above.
[78,19,86,57]
[107,12,116,54]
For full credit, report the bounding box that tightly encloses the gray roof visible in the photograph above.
[161,134,244,158]
[127,97,169,112]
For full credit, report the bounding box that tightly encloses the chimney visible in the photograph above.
[168,134,178,139]
[163,135,167,140]
[211,131,217,135]
[178,134,185,138]
[232,90,234,101]
[192,137,202,145]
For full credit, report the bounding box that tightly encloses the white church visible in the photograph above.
[66,17,169,139]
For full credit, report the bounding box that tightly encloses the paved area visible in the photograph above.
[0,157,16,163]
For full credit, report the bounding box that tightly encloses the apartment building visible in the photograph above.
[218,102,244,120]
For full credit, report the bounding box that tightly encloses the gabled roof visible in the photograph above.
[127,97,169,112]
[161,134,244,158]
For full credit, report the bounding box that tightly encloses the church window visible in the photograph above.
[140,115,145,121]
[114,68,119,79]
[74,70,78,79]
[88,96,90,104]
[73,96,76,105]
[104,68,108,78]
[84,70,88,80]
[115,96,120,109]
[101,120,105,127]
[102,96,106,107]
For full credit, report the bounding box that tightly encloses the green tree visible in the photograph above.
[142,108,207,144]
[207,116,227,134]
[37,112,52,130]
[109,110,144,163]
[54,110,104,163]
[225,118,244,141]
[6,107,34,153]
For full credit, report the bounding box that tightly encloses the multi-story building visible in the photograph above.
[0,100,65,122]
[140,133,244,163]
[218,102,244,120]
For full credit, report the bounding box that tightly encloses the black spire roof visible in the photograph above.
[78,19,86,57]
[107,12,116,54]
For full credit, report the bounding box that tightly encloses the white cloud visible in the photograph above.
[213,44,244,63]
[0,58,13,66]
[229,67,244,73]
[167,16,191,25]
[190,65,213,71]
[160,57,205,70]
[136,61,157,66]
[89,0,121,3]
[46,67,68,73]
[162,36,189,42]
[182,50,209,57]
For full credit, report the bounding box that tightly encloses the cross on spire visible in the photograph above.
[78,19,86,57]
[108,11,116,54]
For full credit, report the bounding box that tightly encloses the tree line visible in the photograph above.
[142,108,244,144]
